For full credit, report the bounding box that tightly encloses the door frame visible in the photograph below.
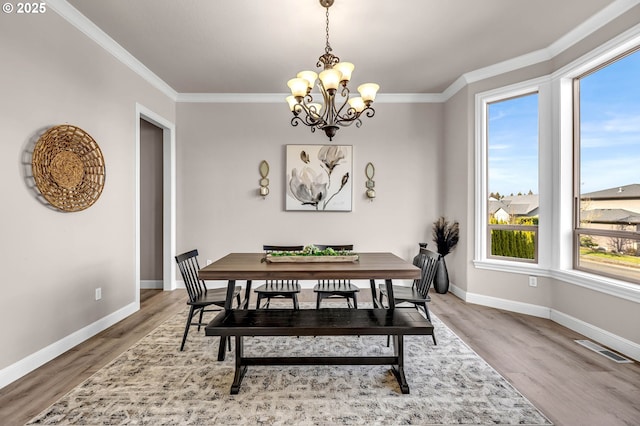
[135,103,177,304]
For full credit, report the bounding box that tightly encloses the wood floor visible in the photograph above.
[1,289,639,426]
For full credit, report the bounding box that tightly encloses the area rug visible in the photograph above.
[28,303,552,425]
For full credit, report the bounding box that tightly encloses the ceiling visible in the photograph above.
[65,0,621,95]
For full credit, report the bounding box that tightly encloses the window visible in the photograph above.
[486,92,539,263]
[574,47,640,283]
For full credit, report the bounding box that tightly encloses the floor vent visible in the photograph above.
[575,340,633,363]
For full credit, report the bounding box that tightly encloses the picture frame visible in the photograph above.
[285,144,353,211]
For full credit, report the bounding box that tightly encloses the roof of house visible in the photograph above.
[581,208,640,224]
[581,184,640,200]
[489,194,539,216]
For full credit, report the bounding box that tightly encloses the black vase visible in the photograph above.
[413,243,428,266]
[434,255,449,294]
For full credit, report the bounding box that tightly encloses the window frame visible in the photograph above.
[474,78,550,274]
[572,47,640,284]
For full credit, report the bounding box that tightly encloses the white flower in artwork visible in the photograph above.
[289,167,328,208]
[318,145,346,174]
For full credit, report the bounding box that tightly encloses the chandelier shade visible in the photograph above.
[286,0,379,141]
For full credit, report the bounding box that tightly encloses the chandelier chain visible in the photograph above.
[325,7,332,54]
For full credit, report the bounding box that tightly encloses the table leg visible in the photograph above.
[385,279,395,309]
[370,279,381,308]
[217,279,237,361]
[242,280,252,309]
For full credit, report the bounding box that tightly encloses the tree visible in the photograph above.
[609,225,631,254]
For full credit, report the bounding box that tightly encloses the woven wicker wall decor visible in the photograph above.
[32,124,105,212]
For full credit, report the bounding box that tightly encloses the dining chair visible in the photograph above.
[378,247,439,345]
[254,245,304,309]
[313,244,360,309]
[175,249,241,351]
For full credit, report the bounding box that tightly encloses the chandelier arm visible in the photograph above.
[300,96,323,123]
[291,116,321,135]
[291,98,325,129]
[361,107,376,119]
[333,86,354,122]
[335,116,362,128]
[318,83,337,127]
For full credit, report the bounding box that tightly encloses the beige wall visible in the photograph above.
[175,102,444,275]
[0,11,174,370]
[442,86,471,293]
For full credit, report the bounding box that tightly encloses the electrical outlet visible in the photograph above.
[95,287,102,300]
[528,276,537,287]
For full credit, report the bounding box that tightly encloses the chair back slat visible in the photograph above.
[415,249,440,298]
[175,249,206,303]
[263,245,303,285]
[265,280,298,289]
[317,279,350,289]
[315,245,354,286]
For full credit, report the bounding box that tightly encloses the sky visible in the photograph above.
[579,49,640,194]
[487,48,640,197]
[488,93,539,197]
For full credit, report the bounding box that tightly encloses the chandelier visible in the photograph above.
[286,0,379,141]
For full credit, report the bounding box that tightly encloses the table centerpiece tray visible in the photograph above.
[265,254,359,263]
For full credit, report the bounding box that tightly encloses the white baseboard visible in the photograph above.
[551,310,640,362]
[0,302,139,389]
[452,284,552,319]
[448,283,639,362]
[141,280,163,289]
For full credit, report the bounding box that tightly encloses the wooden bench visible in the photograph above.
[205,307,433,394]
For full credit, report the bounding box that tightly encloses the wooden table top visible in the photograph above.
[198,252,421,281]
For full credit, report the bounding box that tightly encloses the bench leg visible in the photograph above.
[390,334,410,394]
[292,294,300,310]
[230,335,247,394]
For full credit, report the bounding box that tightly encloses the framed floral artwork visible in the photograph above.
[286,144,352,211]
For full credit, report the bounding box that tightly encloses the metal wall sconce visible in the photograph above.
[259,160,270,198]
[365,162,375,200]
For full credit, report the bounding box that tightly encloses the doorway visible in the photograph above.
[140,118,163,290]
[136,104,176,308]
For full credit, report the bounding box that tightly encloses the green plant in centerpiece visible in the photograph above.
[269,244,354,257]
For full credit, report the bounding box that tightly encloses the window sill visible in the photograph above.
[550,269,640,303]
[473,259,550,277]
[473,259,640,303]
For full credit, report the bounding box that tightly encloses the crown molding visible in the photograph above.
[50,0,639,105]
[47,0,178,101]
[176,92,447,103]
[455,0,640,95]
[547,0,640,57]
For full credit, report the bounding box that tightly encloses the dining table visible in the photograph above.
[199,251,432,394]
[199,252,422,358]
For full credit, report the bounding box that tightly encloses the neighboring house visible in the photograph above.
[489,194,539,223]
[580,184,640,252]
[581,184,640,216]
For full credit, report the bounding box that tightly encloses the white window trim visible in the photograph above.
[474,22,640,304]
[474,76,550,272]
